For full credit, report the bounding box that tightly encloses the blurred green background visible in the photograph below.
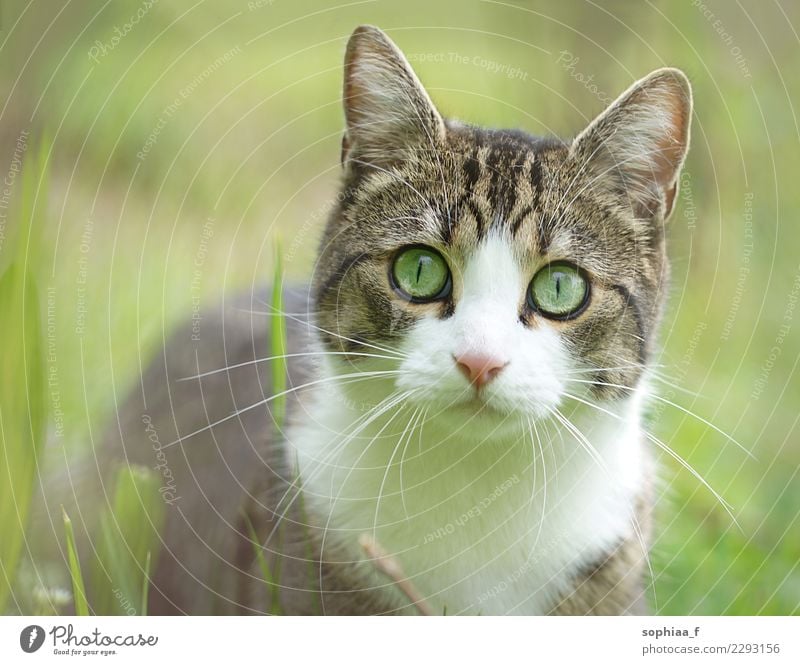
[0,0,798,615]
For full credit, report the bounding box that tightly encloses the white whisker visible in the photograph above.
[318,392,419,613]
[265,389,417,550]
[163,370,403,448]
[548,405,659,612]
[526,415,548,560]
[254,298,410,359]
[372,406,422,536]
[401,406,428,518]
[563,378,755,459]
[561,391,740,528]
[177,350,400,382]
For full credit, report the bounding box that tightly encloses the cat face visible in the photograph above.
[312,26,691,431]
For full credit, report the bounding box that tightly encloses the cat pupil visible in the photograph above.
[555,274,562,298]
[416,257,425,283]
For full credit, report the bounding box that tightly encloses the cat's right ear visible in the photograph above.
[341,25,445,171]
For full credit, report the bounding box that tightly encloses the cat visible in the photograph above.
[96,24,691,615]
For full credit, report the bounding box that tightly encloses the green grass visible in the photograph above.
[270,241,288,433]
[141,552,151,617]
[91,466,164,616]
[244,247,290,615]
[243,511,282,616]
[62,507,89,616]
[0,141,48,613]
[236,249,292,616]
[0,0,798,616]
[61,465,163,616]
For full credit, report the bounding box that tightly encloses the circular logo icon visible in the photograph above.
[20,625,45,653]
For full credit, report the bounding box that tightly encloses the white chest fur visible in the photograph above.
[291,381,647,615]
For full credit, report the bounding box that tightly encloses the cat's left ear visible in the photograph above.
[341,25,445,170]
[570,68,692,220]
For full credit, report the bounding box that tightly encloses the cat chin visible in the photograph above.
[405,393,549,442]
[409,386,557,418]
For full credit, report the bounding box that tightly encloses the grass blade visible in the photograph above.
[141,551,151,617]
[296,466,320,615]
[92,466,164,615]
[270,241,288,432]
[62,507,89,616]
[242,510,281,615]
[0,139,49,613]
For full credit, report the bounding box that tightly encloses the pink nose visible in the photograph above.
[454,353,507,389]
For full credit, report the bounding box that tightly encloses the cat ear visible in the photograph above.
[342,25,445,170]
[570,68,692,220]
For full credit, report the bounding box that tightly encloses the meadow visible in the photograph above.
[0,0,798,615]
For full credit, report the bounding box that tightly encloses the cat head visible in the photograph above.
[312,25,691,433]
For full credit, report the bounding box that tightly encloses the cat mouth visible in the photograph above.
[449,394,503,417]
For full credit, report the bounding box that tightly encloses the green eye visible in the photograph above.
[391,246,451,301]
[528,262,589,318]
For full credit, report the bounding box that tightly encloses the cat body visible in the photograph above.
[98,25,691,615]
